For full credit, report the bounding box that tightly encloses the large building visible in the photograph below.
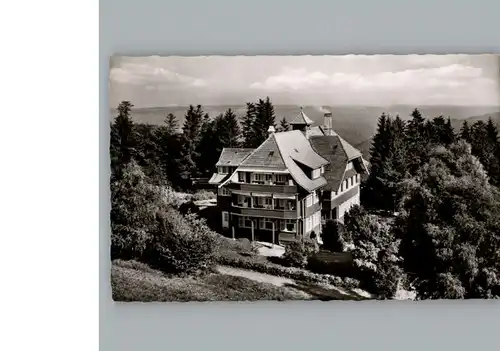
[209,108,369,245]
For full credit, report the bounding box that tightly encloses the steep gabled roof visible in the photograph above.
[274,130,329,169]
[215,148,254,167]
[289,108,314,125]
[309,135,348,191]
[208,173,228,185]
[338,136,361,160]
[274,130,328,192]
[239,135,287,170]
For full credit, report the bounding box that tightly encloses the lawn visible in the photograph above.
[111,260,309,302]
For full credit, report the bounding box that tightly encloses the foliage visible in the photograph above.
[342,205,402,298]
[110,101,136,178]
[278,117,290,132]
[282,238,319,268]
[321,220,346,252]
[110,160,168,260]
[396,140,500,299]
[148,209,219,275]
[110,161,219,275]
[242,97,276,147]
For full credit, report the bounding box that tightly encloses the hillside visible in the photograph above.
[109,104,500,158]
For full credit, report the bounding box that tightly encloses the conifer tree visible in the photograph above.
[242,102,257,147]
[252,97,277,146]
[164,113,179,135]
[110,101,136,179]
[220,108,241,147]
[405,108,428,175]
[278,117,290,132]
[179,105,205,185]
[460,121,472,143]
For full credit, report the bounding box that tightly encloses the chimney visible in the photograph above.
[267,125,276,135]
[324,112,333,136]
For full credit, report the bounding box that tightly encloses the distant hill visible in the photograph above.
[109,104,500,159]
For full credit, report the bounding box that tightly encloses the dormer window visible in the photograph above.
[311,168,321,179]
[218,166,229,174]
[346,162,353,171]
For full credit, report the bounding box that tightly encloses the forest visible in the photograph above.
[110,97,500,300]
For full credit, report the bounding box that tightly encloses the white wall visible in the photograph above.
[338,188,360,219]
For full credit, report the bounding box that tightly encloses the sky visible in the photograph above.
[109,55,500,108]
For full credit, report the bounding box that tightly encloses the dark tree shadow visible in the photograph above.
[284,281,369,301]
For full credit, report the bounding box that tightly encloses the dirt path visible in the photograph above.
[216,265,367,301]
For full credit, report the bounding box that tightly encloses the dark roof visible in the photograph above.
[309,135,348,191]
[289,108,314,125]
[239,135,287,170]
[215,148,254,167]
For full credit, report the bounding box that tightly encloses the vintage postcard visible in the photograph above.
[109,54,500,301]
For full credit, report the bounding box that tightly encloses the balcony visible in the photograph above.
[226,182,297,194]
[231,206,298,219]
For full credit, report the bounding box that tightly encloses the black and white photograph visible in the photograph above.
[109,54,500,302]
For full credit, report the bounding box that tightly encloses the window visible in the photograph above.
[356,174,360,183]
[252,173,271,184]
[312,211,320,228]
[350,177,353,186]
[306,216,313,232]
[236,195,250,207]
[280,219,296,232]
[238,216,253,228]
[306,195,313,207]
[218,187,230,196]
[344,180,348,190]
[321,166,325,174]
[312,191,319,204]
[219,166,229,174]
[346,162,353,171]
[312,168,320,179]
[256,196,272,209]
[238,172,245,183]
[275,174,288,184]
[259,218,274,230]
[222,212,229,228]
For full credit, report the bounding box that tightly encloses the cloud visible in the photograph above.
[109,62,207,87]
[250,64,485,92]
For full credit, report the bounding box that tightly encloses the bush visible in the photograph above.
[178,200,200,215]
[283,239,319,268]
[149,209,219,275]
[372,249,403,299]
[321,220,346,252]
[191,190,216,202]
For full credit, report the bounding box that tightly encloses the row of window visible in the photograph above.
[305,190,320,207]
[305,211,321,233]
[237,216,296,232]
[238,172,290,185]
[233,195,296,210]
[340,174,360,192]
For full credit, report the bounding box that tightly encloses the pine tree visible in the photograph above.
[368,113,389,176]
[405,108,428,175]
[460,121,472,143]
[110,101,136,179]
[242,102,257,147]
[179,105,205,184]
[278,117,290,132]
[252,97,277,146]
[164,113,179,135]
[220,108,241,147]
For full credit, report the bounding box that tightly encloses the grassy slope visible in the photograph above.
[111,260,308,302]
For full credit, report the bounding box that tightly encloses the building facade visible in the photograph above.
[209,109,369,245]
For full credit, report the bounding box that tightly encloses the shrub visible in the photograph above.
[191,190,216,202]
[149,209,219,275]
[321,220,346,252]
[283,239,319,268]
[178,200,200,215]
